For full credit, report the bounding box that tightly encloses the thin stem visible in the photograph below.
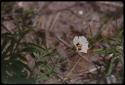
[63,57,82,81]
[49,12,61,31]
[1,23,12,33]
[55,35,72,48]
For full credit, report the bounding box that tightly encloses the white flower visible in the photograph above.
[73,36,89,53]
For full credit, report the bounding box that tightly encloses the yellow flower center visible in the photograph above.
[76,43,82,51]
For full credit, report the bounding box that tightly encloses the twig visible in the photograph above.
[54,71,66,84]
[1,23,12,33]
[63,57,82,81]
[46,15,54,29]
[49,12,61,31]
[45,15,54,48]
[55,35,72,48]
[77,66,104,75]
[77,52,93,64]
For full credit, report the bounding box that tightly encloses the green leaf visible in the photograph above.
[21,42,45,51]
[2,39,17,57]
[20,46,38,53]
[1,39,11,55]
[93,48,105,55]
[37,74,49,81]
[1,33,12,51]
[106,57,118,76]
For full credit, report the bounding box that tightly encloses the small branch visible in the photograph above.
[1,23,12,33]
[63,57,82,81]
[55,35,72,48]
[77,52,93,64]
[76,66,104,76]
[49,12,61,31]
[45,15,54,48]
[54,71,66,83]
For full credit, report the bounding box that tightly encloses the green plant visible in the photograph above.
[1,29,35,84]
[94,28,123,83]
[1,3,56,84]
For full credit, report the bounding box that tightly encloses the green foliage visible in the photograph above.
[94,28,123,80]
[32,47,56,82]
[1,29,35,84]
[1,3,56,84]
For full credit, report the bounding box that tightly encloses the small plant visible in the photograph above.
[93,28,123,83]
[1,3,56,84]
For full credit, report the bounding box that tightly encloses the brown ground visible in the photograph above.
[2,2,123,84]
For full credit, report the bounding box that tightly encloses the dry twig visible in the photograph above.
[63,57,82,81]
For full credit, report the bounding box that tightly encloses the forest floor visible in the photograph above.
[1,2,123,84]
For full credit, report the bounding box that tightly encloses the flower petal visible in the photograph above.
[73,36,79,45]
